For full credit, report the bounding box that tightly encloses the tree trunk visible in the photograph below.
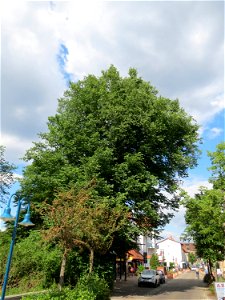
[208,259,215,282]
[58,249,67,291]
[89,248,94,273]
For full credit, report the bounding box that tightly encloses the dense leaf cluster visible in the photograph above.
[0,231,62,291]
[183,142,225,264]
[0,145,16,204]
[21,66,199,235]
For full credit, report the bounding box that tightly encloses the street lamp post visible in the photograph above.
[0,194,34,300]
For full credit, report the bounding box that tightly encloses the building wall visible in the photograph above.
[138,235,157,267]
[157,238,186,268]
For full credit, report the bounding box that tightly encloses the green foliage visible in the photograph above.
[0,145,16,203]
[0,231,11,284]
[150,253,159,270]
[208,142,225,189]
[93,252,116,289]
[64,249,89,286]
[23,288,96,300]
[21,66,200,239]
[2,231,62,291]
[136,264,145,276]
[184,188,225,262]
[40,186,129,286]
[22,273,109,300]
[75,273,110,300]
[183,143,225,264]
[208,283,216,296]
[188,253,197,265]
[2,230,115,294]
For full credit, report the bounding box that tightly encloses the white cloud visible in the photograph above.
[1,1,66,162]
[208,127,224,139]
[53,1,224,126]
[1,133,35,162]
[1,1,224,165]
[13,173,23,180]
[177,82,224,125]
[181,178,212,198]
[162,177,213,239]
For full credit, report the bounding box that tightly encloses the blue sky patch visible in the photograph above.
[57,43,73,85]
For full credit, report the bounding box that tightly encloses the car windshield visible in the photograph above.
[142,270,155,276]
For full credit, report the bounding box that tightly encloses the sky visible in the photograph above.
[1,0,224,239]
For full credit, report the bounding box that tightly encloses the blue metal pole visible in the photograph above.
[1,199,22,300]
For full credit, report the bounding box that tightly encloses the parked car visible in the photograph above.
[157,270,166,283]
[138,269,160,287]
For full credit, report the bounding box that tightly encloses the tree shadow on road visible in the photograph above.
[111,274,211,298]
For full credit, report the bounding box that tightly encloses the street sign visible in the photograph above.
[214,282,225,300]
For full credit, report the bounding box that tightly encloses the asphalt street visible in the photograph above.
[111,270,216,300]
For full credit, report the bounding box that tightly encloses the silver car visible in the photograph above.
[138,269,160,287]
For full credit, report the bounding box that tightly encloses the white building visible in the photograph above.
[156,236,187,269]
[138,235,157,267]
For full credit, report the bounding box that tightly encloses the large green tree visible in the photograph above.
[183,142,225,276]
[21,66,199,237]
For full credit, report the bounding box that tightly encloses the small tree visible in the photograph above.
[188,253,197,265]
[150,253,159,270]
[40,183,129,290]
[169,262,175,270]
[0,145,16,204]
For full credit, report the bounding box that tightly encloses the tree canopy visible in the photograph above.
[21,66,200,237]
[183,142,225,268]
[208,142,225,190]
[184,187,225,262]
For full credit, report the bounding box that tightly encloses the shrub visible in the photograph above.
[150,254,159,270]
[136,264,145,276]
[22,273,110,300]
[22,288,96,300]
[203,274,213,284]
[76,273,110,300]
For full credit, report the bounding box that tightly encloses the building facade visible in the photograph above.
[138,235,157,268]
[156,236,188,269]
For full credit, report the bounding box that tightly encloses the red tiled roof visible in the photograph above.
[127,249,143,260]
[181,243,196,253]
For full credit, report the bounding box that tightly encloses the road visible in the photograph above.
[111,270,216,300]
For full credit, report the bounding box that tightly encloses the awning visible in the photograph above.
[127,249,143,261]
